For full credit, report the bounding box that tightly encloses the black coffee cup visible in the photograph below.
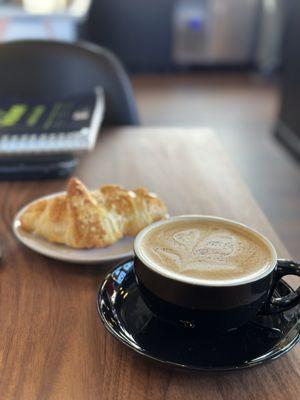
[133,215,300,330]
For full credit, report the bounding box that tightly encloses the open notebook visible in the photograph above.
[0,87,105,155]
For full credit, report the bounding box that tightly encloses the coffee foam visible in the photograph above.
[140,220,273,283]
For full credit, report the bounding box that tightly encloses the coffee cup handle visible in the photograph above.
[263,259,300,314]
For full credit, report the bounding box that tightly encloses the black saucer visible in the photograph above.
[97,260,300,371]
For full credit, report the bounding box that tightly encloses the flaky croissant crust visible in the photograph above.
[20,178,168,248]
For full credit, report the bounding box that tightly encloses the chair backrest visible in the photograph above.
[0,40,139,126]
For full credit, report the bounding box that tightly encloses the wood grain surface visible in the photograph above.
[132,73,300,260]
[0,127,299,400]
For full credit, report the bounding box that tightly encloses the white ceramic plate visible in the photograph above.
[13,193,134,264]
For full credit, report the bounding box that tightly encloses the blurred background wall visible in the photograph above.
[0,0,285,74]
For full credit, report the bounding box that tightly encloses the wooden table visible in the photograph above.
[0,128,299,400]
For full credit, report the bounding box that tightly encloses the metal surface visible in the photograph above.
[173,0,260,65]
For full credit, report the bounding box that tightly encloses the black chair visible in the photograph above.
[0,40,139,126]
[0,40,139,180]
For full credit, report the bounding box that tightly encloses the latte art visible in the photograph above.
[140,220,272,282]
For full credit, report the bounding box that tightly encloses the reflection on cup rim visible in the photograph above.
[134,215,278,288]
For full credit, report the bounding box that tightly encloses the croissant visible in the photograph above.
[20,178,168,248]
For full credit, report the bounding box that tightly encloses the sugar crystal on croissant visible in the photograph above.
[20,178,168,248]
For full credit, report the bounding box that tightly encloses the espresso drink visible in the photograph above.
[140,220,272,282]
